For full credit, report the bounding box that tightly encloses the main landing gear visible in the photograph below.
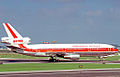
[49,56,59,62]
[98,56,105,61]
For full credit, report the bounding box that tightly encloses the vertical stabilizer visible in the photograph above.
[2,23,30,48]
[3,23,23,38]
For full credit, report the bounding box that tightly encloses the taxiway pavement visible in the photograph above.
[1,69,120,77]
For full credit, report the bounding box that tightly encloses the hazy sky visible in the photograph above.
[0,0,120,45]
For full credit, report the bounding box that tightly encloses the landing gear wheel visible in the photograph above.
[98,56,104,61]
[49,56,59,62]
[49,56,55,62]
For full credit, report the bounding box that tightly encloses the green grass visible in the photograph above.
[105,56,120,61]
[1,53,120,61]
[0,63,120,72]
[0,53,99,60]
[0,53,49,59]
[1,53,120,72]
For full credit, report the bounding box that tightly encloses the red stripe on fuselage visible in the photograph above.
[24,48,118,53]
[5,23,18,38]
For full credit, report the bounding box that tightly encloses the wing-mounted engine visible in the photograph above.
[1,37,31,45]
[64,54,80,60]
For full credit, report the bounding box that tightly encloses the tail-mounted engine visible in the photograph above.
[1,37,31,45]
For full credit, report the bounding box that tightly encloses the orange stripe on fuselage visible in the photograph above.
[18,44,26,48]
[5,23,18,38]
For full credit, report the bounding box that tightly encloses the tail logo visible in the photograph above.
[3,23,23,38]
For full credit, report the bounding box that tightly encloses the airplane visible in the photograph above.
[1,23,119,61]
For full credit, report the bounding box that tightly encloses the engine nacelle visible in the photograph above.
[35,52,48,57]
[64,54,80,59]
[1,37,31,44]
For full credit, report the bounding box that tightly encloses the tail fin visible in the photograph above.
[2,23,31,46]
[3,23,22,38]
